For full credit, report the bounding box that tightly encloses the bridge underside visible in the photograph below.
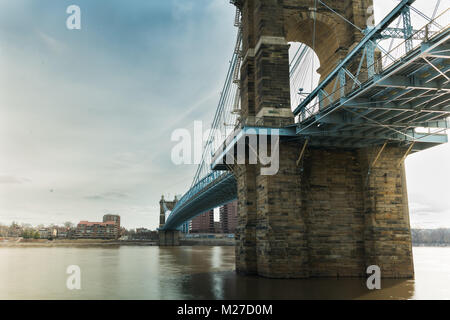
[162,172,236,231]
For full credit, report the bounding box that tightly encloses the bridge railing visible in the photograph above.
[164,170,230,225]
[380,8,449,71]
[295,7,450,123]
[210,114,294,167]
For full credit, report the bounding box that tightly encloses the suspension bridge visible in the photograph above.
[159,0,449,278]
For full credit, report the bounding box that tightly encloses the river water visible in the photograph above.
[0,246,449,300]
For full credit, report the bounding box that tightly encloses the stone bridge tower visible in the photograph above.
[159,195,178,229]
[159,195,180,246]
[232,0,414,279]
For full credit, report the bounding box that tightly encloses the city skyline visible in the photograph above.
[0,0,449,230]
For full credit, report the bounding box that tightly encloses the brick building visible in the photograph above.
[190,210,214,234]
[220,200,238,234]
[75,215,121,239]
[103,214,120,226]
[214,221,223,234]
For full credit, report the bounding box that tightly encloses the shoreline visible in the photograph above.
[0,239,157,248]
[1,238,448,248]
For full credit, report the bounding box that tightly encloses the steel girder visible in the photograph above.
[161,172,237,231]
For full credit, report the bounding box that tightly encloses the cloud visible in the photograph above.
[85,192,129,201]
[36,31,65,54]
[171,0,194,20]
[409,198,450,229]
[0,175,31,184]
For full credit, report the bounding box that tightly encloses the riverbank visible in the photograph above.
[0,237,236,247]
[0,239,157,247]
[2,238,446,248]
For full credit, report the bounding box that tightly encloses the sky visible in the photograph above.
[0,0,448,230]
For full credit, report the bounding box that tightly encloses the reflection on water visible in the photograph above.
[0,246,449,300]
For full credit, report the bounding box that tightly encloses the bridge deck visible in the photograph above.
[161,172,236,230]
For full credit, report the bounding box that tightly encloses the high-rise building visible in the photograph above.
[214,221,223,234]
[190,210,214,233]
[103,214,120,228]
[220,201,238,234]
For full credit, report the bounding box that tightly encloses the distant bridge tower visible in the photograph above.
[159,195,178,228]
[159,195,180,246]
[231,0,414,278]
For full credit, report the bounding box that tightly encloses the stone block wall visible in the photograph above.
[159,230,180,246]
[358,146,415,278]
[301,148,366,277]
[255,141,309,278]
[235,164,258,274]
[235,145,415,279]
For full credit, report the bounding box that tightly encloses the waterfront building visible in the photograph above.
[103,214,120,226]
[75,215,121,239]
[220,200,238,234]
[214,221,223,234]
[56,227,70,239]
[190,210,214,233]
[38,228,49,239]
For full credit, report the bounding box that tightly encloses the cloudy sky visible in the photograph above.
[0,0,448,229]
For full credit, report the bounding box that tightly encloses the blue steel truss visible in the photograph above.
[294,3,449,152]
[163,171,236,230]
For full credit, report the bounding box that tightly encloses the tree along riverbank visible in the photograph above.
[412,229,450,246]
